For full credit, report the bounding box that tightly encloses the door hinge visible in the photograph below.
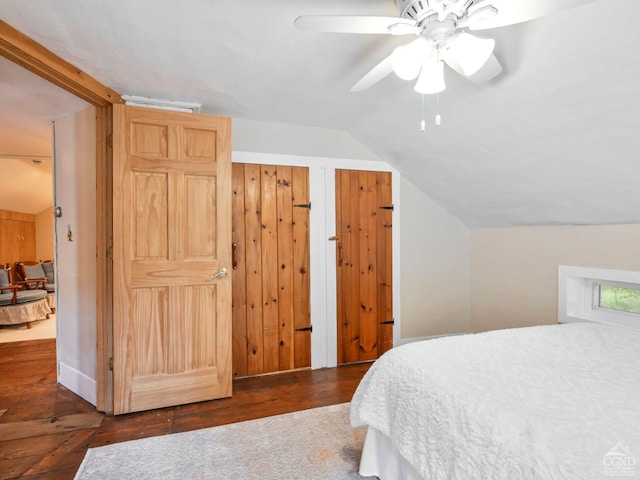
[379,205,394,211]
[294,202,311,210]
[380,319,395,325]
[108,357,113,371]
[295,325,313,332]
[106,246,113,260]
[106,133,113,149]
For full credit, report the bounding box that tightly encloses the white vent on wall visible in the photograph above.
[121,95,202,113]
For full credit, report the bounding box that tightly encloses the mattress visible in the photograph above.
[350,323,640,479]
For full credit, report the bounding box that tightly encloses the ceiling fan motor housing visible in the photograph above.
[396,0,436,23]
[395,0,474,25]
[395,0,477,46]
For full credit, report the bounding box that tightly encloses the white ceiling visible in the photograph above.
[0,0,638,227]
[0,55,88,214]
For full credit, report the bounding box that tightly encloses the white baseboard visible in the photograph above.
[396,332,470,346]
[58,361,96,406]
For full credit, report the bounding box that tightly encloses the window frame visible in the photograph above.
[559,266,640,329]
[593,280,640,314]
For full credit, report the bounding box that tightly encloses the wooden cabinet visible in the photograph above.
[0,210,37,266]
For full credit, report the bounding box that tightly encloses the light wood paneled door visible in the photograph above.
[112,105,232,414]
[336,169,393,364]
[231,164,311,377]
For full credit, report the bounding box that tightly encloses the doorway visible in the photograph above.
[0,207,55,343]
[0,19,119,411]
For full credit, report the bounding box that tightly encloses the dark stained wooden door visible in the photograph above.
[231,164,311,376]
[336,169,393,364]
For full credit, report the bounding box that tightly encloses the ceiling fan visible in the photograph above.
[295,0,595,94]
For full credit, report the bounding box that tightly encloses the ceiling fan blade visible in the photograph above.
[294,15,419,35]
[466,0,598,30]
[350,55,394,92]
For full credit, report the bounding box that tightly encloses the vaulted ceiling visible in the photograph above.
[1,0,637,226]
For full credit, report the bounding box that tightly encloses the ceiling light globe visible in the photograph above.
[414,58,446,94]
[391,38,430,81]
[445,32,495,76]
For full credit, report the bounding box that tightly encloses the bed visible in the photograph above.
[350,322,640,479]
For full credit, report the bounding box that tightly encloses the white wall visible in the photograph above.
[400,178,471,339]
[103,111,640,351]
[53,105,97,405]
[470,224,640,332]
[233,123,473,356]
[232,118,380,162]
[35,206,54,261]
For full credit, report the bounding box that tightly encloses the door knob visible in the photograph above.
[209,268,228,280]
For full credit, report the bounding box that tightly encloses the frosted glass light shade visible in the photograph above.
[444,32,495,76]
[391,38,431,81]
[414,58,445,94]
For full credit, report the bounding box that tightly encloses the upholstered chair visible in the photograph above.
[16,262,47,290]
[40,261,55,294]
[0,267,19,307]
[0,265,50,328]
[16,261,55,313]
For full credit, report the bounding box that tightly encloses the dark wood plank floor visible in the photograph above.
[0,339,371,479]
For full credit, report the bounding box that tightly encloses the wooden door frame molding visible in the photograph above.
[0,20,121,106]
[0,19,122,412]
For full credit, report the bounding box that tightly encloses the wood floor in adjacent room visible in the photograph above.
[0,339,371,480]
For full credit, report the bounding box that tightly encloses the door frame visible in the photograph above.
[0,20,122,412]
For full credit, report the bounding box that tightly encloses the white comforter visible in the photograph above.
[350,323,640,479]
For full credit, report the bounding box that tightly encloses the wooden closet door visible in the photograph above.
[0,219,21,265]
[231,164,311,377]
[0,211,36,265]
[20,221,36,260]
[336,169,393,364]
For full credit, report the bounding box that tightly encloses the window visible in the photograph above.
[559,266,640,329]
[596,283,640,314]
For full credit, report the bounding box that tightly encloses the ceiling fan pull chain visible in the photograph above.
[435,92,442,126]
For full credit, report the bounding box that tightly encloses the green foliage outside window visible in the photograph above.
[599,285,640,314]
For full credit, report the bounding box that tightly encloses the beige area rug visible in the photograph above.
[75,403,368,480]
[0,313,56,343]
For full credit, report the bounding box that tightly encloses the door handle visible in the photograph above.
[209,268,228,281]
[232,243,238,270]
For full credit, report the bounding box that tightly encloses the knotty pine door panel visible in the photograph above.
[231,164,311,377]
[336,169,393,364]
